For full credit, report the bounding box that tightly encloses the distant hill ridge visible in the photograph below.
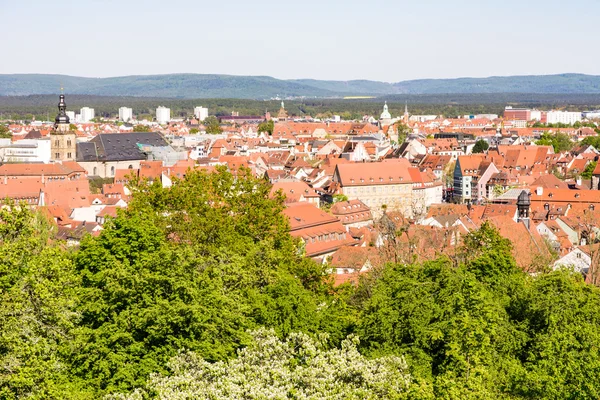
[1,73,599,99]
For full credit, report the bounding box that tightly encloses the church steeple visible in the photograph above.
[54,93,70,130]
[403,101,409,124]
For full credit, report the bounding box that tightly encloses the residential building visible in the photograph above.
[546,111,582,125]
[194,106,209,122]
[331,200,373,230]
[333,160,414,217]
[80,107,95,123]
[119,107,133,122]
[283,202,354,263]
[156,106,171,124]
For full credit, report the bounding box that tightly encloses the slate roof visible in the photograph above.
[76,132,169,162]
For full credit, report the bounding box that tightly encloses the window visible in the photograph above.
[67,140,72,146]
[55,153,60,159]
[111,166,115,176]
[55,140,59,147]
[93,167,97,175]
[67,152,72,158]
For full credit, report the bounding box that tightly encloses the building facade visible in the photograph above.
[119,107,133,122]
[156,106,171,124]
[80,107,95,123]
[194,106,208,121]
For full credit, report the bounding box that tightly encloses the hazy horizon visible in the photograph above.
[2,0,599,81]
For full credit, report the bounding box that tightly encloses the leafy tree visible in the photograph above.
[257,120,274,135]
[68,168,351,395]
[109,329,415,400]
[581,161,597,180]
[203,116,222,134]
[189,128,199,134]
[536,132,573,153]
[472,139,489,153]
[69,123,78,130]
[395,123,412,144]
[0,204,85,399]
[0,125,11,139]
[132,124,151,132]
[581,135,600,150]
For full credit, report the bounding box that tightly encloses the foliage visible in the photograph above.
[535,132,573,153]
[202,116,222,134]
[321,194,348,212]
[472,139,489,153]
[4,171,600,399]
[132,124,150,132]
[67,167,351,395]
[395,123,412,144]
[109,328,413,400]
[0,204,85,399]
[581,161,597,180]
[355,223,600,399]
[0,125,11,138]
[87,177,114,193]
[581,135,600,150]
[257,119,274,135]
[188,128,199,134]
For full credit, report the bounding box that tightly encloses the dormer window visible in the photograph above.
[575,193,580,198]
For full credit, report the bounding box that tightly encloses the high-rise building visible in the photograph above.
[80,107,95,123]
[504,106,530,121]
[156,106,171,124]
[66,111,75,122]
[545,111,582,125]
[119,107,133,122]
[51,94,77,162]
[194,106,208,122]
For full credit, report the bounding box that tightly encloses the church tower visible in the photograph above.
[50,94,76,162]
[516,190,531,229]
[403,101,409,124]
[277,101,288,121]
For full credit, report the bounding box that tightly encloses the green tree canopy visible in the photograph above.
[0,125,11,138]
[472,139,489,153]
[535,132,573,153]
[203,116,222,134]
[257,119,274,135]
[132,124,151,132]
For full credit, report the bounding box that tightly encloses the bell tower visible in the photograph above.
[50,93,77,162]
[516,190,531,229]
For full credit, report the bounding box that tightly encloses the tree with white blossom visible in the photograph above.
[108,328,414,400]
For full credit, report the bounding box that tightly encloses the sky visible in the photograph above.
[1,0,599,82]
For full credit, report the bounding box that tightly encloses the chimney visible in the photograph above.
[536,187,543,196]
[577,177,582,186]
[41,173,45,184]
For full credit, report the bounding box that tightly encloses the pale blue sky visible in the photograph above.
[1,0,599,81]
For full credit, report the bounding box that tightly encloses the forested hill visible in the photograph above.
[1,73,600,99]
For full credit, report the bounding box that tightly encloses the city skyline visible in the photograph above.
[1,0,599,82]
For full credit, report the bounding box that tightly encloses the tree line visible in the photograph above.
[2,168,600,399]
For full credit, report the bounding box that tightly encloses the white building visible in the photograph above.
[66,111,75,122]
[0,138,51,163]
[529,110,542,121]
[193,106,208,122]
[156,106,171,124]
[546,111,582,125]
[119,107,133,122]
[80,107,95,123]
[583,111,600,120]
